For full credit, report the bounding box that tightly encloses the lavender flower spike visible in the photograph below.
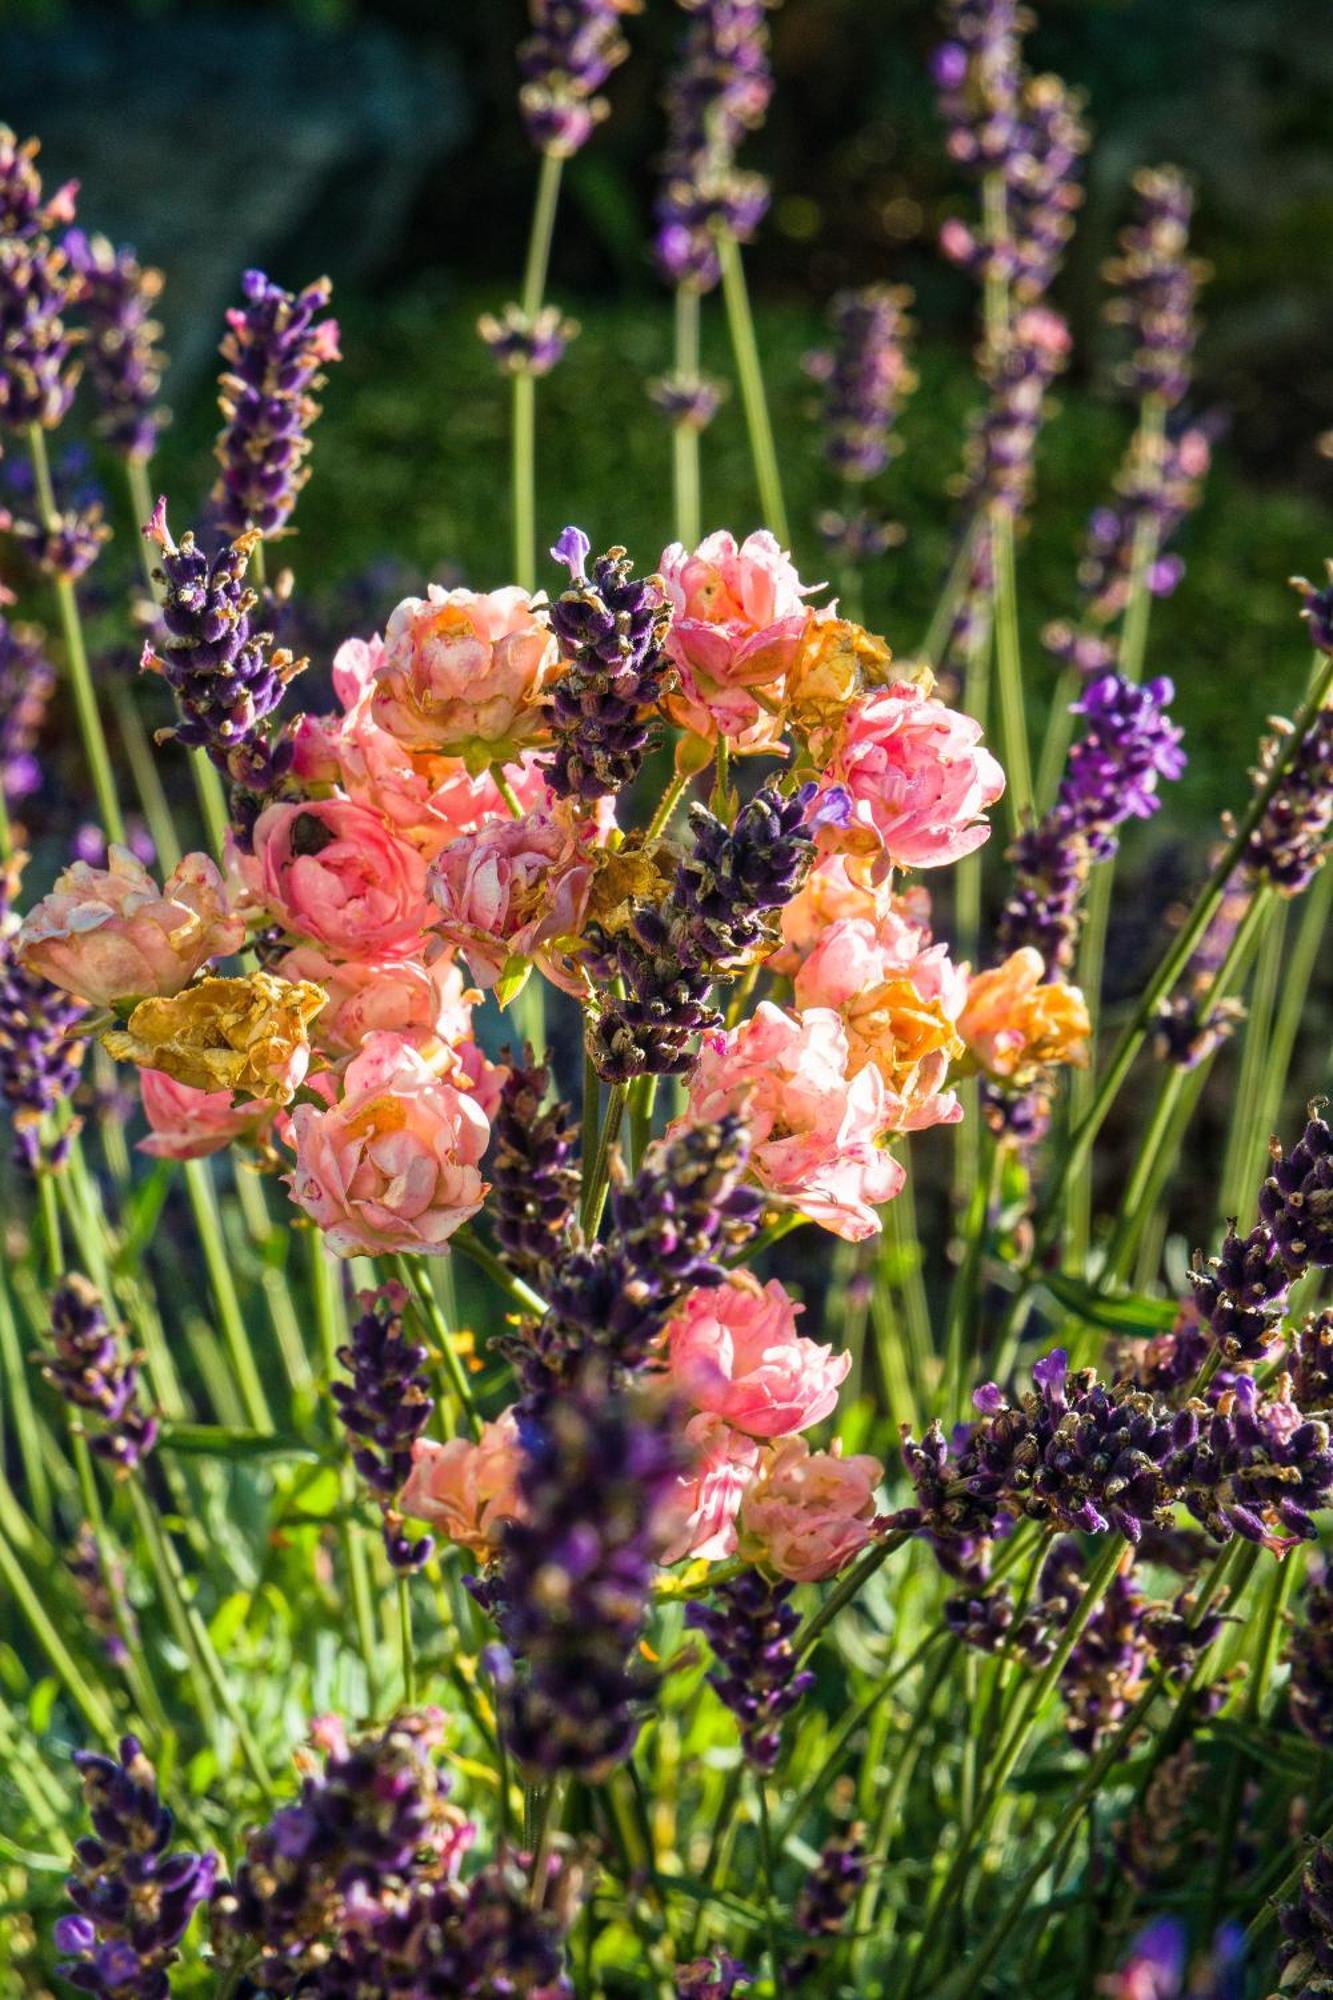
[687,1570,815,1772]
[43,1274,158,1473]
[1241,700,1333,897]
[654,0,776,292]
[545,526,673,800]
[804,284,917,484]
[490,1050,580,1284]
[212,269,339,540]
[332,1282,435,1571]
[64,231,167,460]
[519,0,635,157]
[0,860,87,1175]
[1105,165,1205,411]
[0,127,83,433]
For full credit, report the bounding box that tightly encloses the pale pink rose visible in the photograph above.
[397,1412,526,1559]
[772,853,902,975]
[292,637,548,860]
[818,683,1005,871]
[137,1069,269,1161]
[658,1414,762,1566]
[660,529,814,751]
[665,1274,849,1439]
[369,585,555,760]
[285,1030,490,1256]
[451,1038,510,1124]
[794,914,966,1131]
[277,942,476,1060]
[16,846,244,1006]
[682,1001,904,1241]
[427,799,601,995]
[738,1436,883,1582]
[241,796,433,962]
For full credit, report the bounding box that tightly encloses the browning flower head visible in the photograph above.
[102,971,325,1105]
[784,611,900,759]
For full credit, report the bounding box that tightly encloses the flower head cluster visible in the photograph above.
[1170,1372,1333,1553]
[332,1282,436,1570]
[1258,1103,1333,1277]
[477,301,578,378]
[63,230,166,460]
[1241,701,1333,897]
[655,0,775,291]
[1104,166,1205,409]
[104,971,324,1108]
[43,1275,158,1473]
[938,64,1088,304]
[784,1827,868,1985]
[545,525,673,800]
[649,368,726,433]
[1294,1309,1333,1415]
[686,1570,815,1771]
[0,127,82,433]
[489,1052,580,1284]
[56,1734,217,1999]
[517,0,634,157]
[661,529,813,750]
[212,269,339,539]
[804,285,917,484]
[1189,1113,1330,1368]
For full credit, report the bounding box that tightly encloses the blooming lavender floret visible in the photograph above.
[1258,1104,1333,1277]
[140,500,303,796]
[545,526,674,800]
[586,780,816,1081]
[1294,1309,1333,1414]
[655,0,776,291]
[477,301,579,378]
[1293,564,1333,657]
[518,0,634,157]
[0,126,77,241]
[804,285,916,484]
[1241,702,1333,897]
[1189,1222,1290,1365]
[490,1051,580,1284]
[0,610,55,808]
[56,1733,217,1998]
[64,230,167,460]
[649,369,726,431]
[1168,1373,1333,1551]
[6,493,110,582]
[783,1827,869,1984]
[0,129,83,435]
[333,1282,435,1572]
[1059,1553,1151,1756]
[1277,1839,1333,1995]
[488,1367,683,1778]
[212,269,339,540]
[1105,165,1205,410]
[687,1570,815,1772]
[43,1275,158,1473]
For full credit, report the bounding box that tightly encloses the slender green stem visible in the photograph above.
[1219,898,1286,1219]
[795,1529,912,1660]
[580,1080,628,1238]
[397,1252,481,1439]
[717,231,788,545]
[646,768,690,844]
[1208,1552,1296,1929]
[672,283,703,547]
[451,1226,548,1317]
[919,516,984,669]
[0,1524,117,1741]
[989,505,1032,832]
[1116,397,1167,684]
[398,1573,416,1706]
[0,1259,51,1531]
[1231,865,1331,1214]
[310,1238,380,1699]
[183,1158,272,1432]
[942,1135,1000,1422]
[754,1775,783,1988]
[511,149,564,593]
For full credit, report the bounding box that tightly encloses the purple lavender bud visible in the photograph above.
[1105,166,1205,410]
[0,207,82,431]
[687,1570,816,1772]
[961,306,1071,518]
[932,0,1025,182]
[67,1524,134,1671]
[488,1367,684,1778]
[0,610,55,808]
[1169,1373,1333,1551]
[1292,565,1333,657]
[1286,1560,1333,1749]
[1189,1223,1290,1365]
[43,1275,158,1473]
[141,500,302,795]
[58,1733,217,1997]
[332,1282,435,1572]
[1059,1552,1151,1756]
[1258,1104,1333,1278]
[1277,1840,1333,1994]
[1242,702,1333,897]
[784,1827,868,1984]
[5,495,110,581]
[586,781,816,1081]
[212,269,339,540]
[63,231,167,460]
[655,1,776,292]
[478,301,578,378]
[1062,671,1186,852]
[545,530,673,800]
[648,369,726,431]
[1294,1309,1333,1414]
[518,0,634,157]
[0,127,77,241]
[804,284,916,484]
[677,1953,754,1997]
[0,905,86,1174]
[490,1052,580,1282]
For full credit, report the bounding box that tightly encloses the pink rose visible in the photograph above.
[658,1414,762,1566]
[285,1030,490,1256]
[16,846,244,1006]
[660,529,814,750]
[369,585,555,761]
[397,1412,526,1559]
[277,942,475,1060]
[794,914,966,1131]
[427,799,601,994]
[137,1069,269,1161]
[242,796,433,961]
[818,683,1005,871]
[682,1001,904,1241]
[773,853,908,975]
[738,1437,883,1582]
[665,1274,849,1438]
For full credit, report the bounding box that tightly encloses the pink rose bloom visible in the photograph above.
[285,1030,489,1256]
[658,1414,762,1566]
[137,1069,270,1161]
[665,1274,849,1438]
[738,1437,883,1582]
[773,853,902,975]
[819,683,1005,871]
[428,799,601,995]
[277,942,475,1060]
[660,529,813,751]
[682,1001,904,1241]
[242,796,433,962]
[397,1412,526,1559]
[16,846,244,1007]
[369,585,555,761]
[794,913,966,1130]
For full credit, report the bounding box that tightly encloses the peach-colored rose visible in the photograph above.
[103,972,325,1105]
[664,1274,849,1439]
[783,608,896,758]
[369,585,555,763]
[241,797,433,962]
[773,854,930,976]
[16,846,244,1007]
[427,798,603,995]
[137,1069,270,1160]
[817,683,1005,871]
[794,914,967,1130]
[738,1437,883,1582]
[285,1029,489,1256]
[658,1414,762,1566]
[277,942,476,1061]
[292,637,548,861]
[660,529,813,751]
[681,1001,904,1241]
[397,1412,526,1559]
[959,947,1090,1084]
